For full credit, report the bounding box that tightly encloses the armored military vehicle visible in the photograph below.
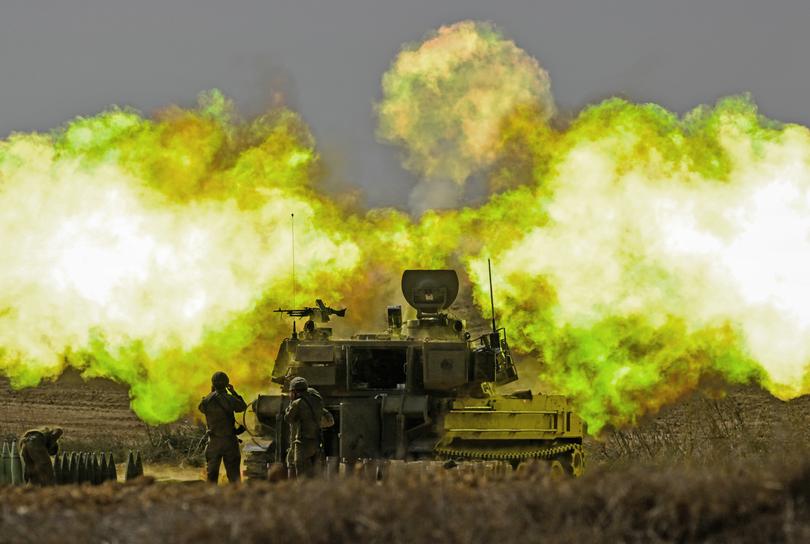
[243,269,585,478]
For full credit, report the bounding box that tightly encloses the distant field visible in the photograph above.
[0,370,203,462]
[0,370,147,446]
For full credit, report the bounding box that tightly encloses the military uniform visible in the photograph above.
[198,373,247,483]
[20,427,62,486]
[284,382,325,478]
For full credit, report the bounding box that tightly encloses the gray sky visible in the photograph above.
[2,0,809,207]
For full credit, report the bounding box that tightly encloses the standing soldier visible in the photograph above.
[198,371,247,483]
[20,426,63,486]
[284,376,325,479]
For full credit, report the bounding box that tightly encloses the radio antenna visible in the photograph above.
[291,213,296,309]
[488,258,497,334]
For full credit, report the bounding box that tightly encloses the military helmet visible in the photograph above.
[289,376,308,392]
[211,371,230,388]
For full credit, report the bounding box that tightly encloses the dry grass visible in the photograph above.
[140,422,208,466]
[1,458,809,543]
[591,384,810,468]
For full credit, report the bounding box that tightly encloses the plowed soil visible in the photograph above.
[0,369,149,451]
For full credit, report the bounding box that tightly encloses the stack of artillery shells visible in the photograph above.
[106,453,117,482]
[56,451,123,484]
[124,450,145,481]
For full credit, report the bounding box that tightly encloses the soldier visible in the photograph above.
[284,376,325,479]
[198,371,247,483]
[20,426,63,486]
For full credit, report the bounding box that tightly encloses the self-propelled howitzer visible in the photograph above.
[244,269,585,478]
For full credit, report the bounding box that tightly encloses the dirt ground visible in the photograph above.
[0,369,209,468]
[0,369,149,450]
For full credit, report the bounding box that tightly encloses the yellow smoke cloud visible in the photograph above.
[468,98,810,430]
[5,21,810,436]
[377,21,554,185]
[0,92,361,423]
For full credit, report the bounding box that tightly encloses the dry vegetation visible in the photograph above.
[591,384,810,467]
[1,459,809,543]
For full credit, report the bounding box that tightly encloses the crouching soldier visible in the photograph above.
[284,377,327,479]
[199,371,247,483]
[20,427,63,486]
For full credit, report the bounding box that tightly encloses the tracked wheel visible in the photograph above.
[435,441,586,478]
[548,460,566,478]
[550,444,585,477]
[565,444,585,477]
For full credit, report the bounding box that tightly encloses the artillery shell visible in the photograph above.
[10,441,22,485]
[125,451,137,481]
[99,452,108,483]
[0,442,9,485]
[106,452,117,482]
[134,451,144,477]
[53,453,62,485]
[70,452,79,484]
